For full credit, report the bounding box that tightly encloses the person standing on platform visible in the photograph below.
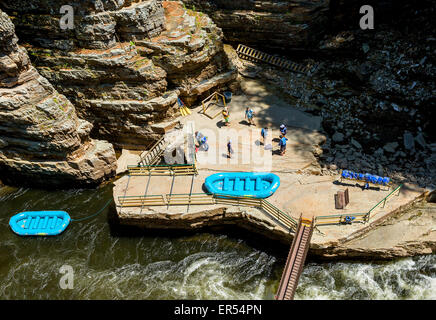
[245,107,255,126]
[227,139,234,159]
[279,134,288,156]
[260,127,268,145]
[222,107,230,126]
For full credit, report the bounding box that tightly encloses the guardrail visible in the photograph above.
[315,212,368,226]
[128,163,198,176]
[314,184,403,227]
[118,194,168,207]
[118,192,298,232]
[166,193,215,206]
[367,184,403,219]
[261,199,298,231]
[118,185,403,229]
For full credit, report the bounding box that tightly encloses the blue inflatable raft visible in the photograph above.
[204,172,280,198]
[9,211,71,236]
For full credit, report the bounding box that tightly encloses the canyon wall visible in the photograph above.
[1,1,238,149]
[179,0,419,53]
[0,9,117,188]
[181,0,330,52]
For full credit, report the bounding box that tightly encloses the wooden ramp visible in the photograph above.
[276,217,314,300]
[236,44,313,75]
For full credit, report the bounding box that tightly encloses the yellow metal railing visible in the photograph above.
[118,192,298,232]
[128,164,198,176]
[200,91,227,119]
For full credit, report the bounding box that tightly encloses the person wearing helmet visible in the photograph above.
[280,124,287,136]
[200,136,209,151]
[245,107,255,126]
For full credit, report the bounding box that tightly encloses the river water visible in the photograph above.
[0,185,434,300]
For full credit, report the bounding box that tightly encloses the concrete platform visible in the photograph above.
[112,78,426,249]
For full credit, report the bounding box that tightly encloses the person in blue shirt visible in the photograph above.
[280,124,287,136]
[260,127,268,145]
[245,107,255,126]
[279,134,288,156]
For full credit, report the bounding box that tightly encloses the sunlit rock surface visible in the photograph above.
[2,1,238,149]
[0,10,117,188]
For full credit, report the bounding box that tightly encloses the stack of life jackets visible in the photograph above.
[341,170,390,186]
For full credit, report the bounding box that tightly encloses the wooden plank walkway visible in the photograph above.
[276,217,314,300]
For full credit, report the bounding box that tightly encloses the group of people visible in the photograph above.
[221,106,256,127]
[260,124,288,156]
[196,104,288,158]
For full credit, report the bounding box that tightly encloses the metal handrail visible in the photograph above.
[117,191,298,232]
[367,184,403,214]
[129,163,195,168]
[314,184,403,226]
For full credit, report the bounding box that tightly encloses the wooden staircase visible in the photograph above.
[276,217,314,300]
[236,44,314,75]
[138,136,168,166]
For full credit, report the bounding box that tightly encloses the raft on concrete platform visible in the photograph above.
[204,172,280,198]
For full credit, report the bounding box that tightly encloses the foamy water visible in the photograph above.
[0,186,434,300]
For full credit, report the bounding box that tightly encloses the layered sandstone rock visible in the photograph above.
[2,1,238,149]
[0,10,117,188]
[181,0,330,51]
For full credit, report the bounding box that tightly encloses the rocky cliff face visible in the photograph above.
[181,0,330,52]
[1,1,238,149]
[179,0,415,53]
[0,10,117,188]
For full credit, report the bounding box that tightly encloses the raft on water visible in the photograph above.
[9,211,71,236]
[204,172,280,198]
